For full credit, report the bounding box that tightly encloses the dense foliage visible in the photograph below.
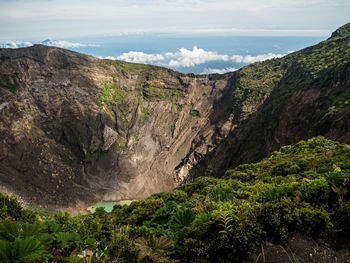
[1,137,350,262]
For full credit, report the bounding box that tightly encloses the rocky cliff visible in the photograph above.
[0,44,236,210]
[0,23,349,211]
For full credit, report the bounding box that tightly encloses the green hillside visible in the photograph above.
[188,23,350,182]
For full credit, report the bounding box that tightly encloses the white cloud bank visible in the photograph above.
[0,39,99,49]
[166,46,230,67]
[0,41,286,74]
[110,46,286,67]
[41,39,99,48]
[231,53,285,63]
[117,51,165,64]
[0,40,33,48]
[201,67,238,74]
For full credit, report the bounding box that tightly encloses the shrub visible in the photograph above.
[108,233,139,262]
[178,177,221,196]
[135,235,174,262]
[150,190,188,203]
[299,178,332,205]
[294,205,331,235]
[20,210,38,224]
[143,201,179,229]
[189,110,200,117]
[132,199,166,226]
[0,238,51,263]
[334,201,350,235]
[259,199,298,241]
[0,193,23,220]
[169,208,195,230]
[259,183,298,202]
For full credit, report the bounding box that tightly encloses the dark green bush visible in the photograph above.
[294,204,331,235]
[299,178,332,205]
[334,201,350,235]
[108,233,139,262]
[0,193,23,220]
[259,183,298,202]
[150,190,188,203]
[143,201,179,229]
[114,198,165,226]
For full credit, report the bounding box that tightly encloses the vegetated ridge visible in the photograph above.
[0,22,350,213]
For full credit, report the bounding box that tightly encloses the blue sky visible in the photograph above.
[0,0,349,41]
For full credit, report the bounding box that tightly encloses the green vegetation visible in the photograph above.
[98,82,126,108]
[142,81,182,103]
[232,58,286,123]
[0,194,33,222]
[6,85,16,93]
[1,137,350,262]
[232,22,350,125]
[114,136,128,153]
[331,22,350,38]
[189,110,200,117]
[97,82,129,122]
[104,60,154,74]
[141,108,154,125]
[0,82,16,93]
[62,155,77,167]
[293,35,350,78]
[171,103,182,113]
[228,23,350,166]
[84,149,108,162]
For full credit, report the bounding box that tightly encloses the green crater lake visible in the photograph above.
[88,200,134,213]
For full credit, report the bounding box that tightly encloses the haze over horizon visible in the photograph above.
[1,0,349,75]
[0,0,349,41]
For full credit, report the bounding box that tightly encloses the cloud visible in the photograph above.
[115,46,231,67]
[117,51,165,64]
[0,39,100,49]
[41,39,99,48]
[114,46,286,67]
[0,40,32,48]
[238,53,285,63]
[1,40,285,72]
[166,46,230,67]
[201,67,238,74]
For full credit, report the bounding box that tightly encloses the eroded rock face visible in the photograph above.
[0,45,236,210]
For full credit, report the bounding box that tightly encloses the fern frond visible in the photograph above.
[0,221,20,242]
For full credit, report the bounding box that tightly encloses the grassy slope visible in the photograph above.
[233,22,350,123]
[222,22,350,169]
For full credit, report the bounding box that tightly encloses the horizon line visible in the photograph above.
[0,28,334,42]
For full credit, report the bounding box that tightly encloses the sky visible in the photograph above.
[0,0,349,41]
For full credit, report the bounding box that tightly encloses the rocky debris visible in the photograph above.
[246,235,350,263]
